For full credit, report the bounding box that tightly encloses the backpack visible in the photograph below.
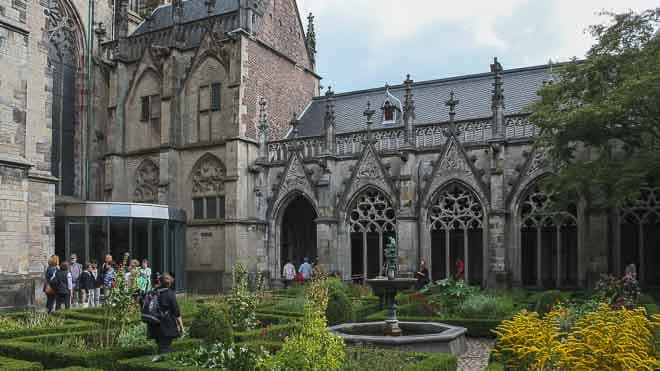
[141,289,165,324]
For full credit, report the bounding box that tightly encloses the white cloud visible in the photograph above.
[297,0,529,50]
[298,0,658,59]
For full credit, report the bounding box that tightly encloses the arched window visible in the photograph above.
[134,159,159,203]
[429,183,484,285]
[619,186,660,286]
[520,184,577,288]
[47,0,81,196]
[348,188,396,280]
[191,154,226,220]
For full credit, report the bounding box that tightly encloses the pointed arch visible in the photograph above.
[127,66,162,103]
[617,186,660,286]
[425,180,486,285]
[271,190,319,278]
[338,142,397,214]
[182,44,230,144]
[47,0,87,197]
[268,151,317,220]
[134,158,160,203]
[420,136,489,214]
[506,145,549,210]
[346,186,397,280]
[516,178,578,288]
[189,153,226,220]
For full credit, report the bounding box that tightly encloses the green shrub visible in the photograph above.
[189,303,233,344]
[117,323,150,349]
[458,294,514,319]
[327,286,355,325]
[403,353,457,371]
[533,290,566,314]
[51,368,104,371]
[484,363,505,371]
[173,342,269,370]
[423,279,478,315]
[269,296,307,313]
[0,355,43,371]
[234,323,301,342]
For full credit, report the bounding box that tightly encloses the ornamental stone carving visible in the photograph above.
[192,154,226,196]
[356,149,381,181]
[134,159,159,202]
[281,154,310,193]
[438,140,469,173]
[429,183,483,230]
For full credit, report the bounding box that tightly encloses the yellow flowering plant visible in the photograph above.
[492,304,660,370]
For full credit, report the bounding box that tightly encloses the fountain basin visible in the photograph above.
[329,321,467,355]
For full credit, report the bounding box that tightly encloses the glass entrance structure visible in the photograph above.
[55,202,187,291]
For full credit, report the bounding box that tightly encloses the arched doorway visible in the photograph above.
[348,188,396,280]
[619,187,660,286]
[280,195,317,270]
[429,183,484,285]
[519,183,578,288]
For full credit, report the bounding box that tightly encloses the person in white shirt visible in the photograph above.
[282,259,296,288]
[299,257,312,281]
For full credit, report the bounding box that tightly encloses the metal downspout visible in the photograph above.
[85,0,94,200]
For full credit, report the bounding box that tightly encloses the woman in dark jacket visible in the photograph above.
[147,273,183,362]
[53,262,72,310]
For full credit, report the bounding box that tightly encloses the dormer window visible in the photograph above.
[383,101,395,122]
[379,86,402,125]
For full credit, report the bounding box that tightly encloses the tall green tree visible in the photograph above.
[530,8,660,208]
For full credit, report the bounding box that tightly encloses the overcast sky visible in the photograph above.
[296,0,657,93]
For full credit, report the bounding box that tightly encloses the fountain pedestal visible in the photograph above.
[367,278,416,336]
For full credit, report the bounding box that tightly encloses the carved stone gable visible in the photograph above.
[192,155,226,196]
[134,159,159,202]
[525,148,547,176]
[281,154,311,193]
[439,140,470,173]
[356,148,382,181]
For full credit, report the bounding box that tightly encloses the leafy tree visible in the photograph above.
[530,8,660,208]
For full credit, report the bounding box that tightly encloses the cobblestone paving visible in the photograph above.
[458,338,495,371]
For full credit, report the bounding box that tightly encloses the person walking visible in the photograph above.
[147,273,183,362]
[79,263,96,307]
[44,255,59,313]
[282,259,296,288]
[68,254,83,307]
[53,262,73,311]
[299,257,312,281]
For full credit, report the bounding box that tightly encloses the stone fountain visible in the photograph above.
[329,237,467,355]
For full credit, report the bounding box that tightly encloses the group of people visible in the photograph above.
[43,253,154,313]
[415,258,466,290]
[281,257,317,287]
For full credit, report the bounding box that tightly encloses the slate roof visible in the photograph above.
[293,63,557,138]
[132,0,238,36]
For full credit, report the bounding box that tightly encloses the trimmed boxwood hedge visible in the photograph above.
[0,319,99,341]
[364,311,502,337]
[0,355,43,370]
[51,368,104,371]
[255,308,304,319]
[255,312,297,325]
[484,362,505,371]
[233,323,301,342]
[116,340,283,371]
[0,331,202,370]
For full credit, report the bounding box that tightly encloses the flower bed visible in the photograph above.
[0,355,43,371]
[0,331,202,370]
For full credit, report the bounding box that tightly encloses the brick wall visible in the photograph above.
[242,38,318,139]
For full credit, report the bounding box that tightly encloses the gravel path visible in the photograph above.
[457,338,495,371]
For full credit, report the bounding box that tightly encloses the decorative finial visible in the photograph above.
[491,57,504,110]
[364,101,375,139]
[205,0,215,16]
[325,85,334,97]
[290,112,300,138]
[258,97,268,130]
[445,90,460,121]
[306,12,317,62]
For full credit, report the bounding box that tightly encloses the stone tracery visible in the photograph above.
[134,159,159,203]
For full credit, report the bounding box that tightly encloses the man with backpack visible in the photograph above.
[141,273,183,362]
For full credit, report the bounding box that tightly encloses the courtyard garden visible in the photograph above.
[0,261,658,370]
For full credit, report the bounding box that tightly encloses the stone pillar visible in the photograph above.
[316,218,338,273]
